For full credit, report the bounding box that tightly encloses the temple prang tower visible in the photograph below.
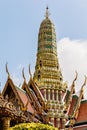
[33,7,67,129]
[0,6,87,130]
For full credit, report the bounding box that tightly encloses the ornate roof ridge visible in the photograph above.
[68,76,87,128]
[64,72,78,113]
[16,86,27,94]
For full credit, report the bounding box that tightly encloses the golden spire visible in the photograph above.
[45,6,50,19]
[22,68,26,82]
[6,62,10,79]
[34,7,62,89]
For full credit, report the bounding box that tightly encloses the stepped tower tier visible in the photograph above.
[33,7,67,129]
[33,7,63,91]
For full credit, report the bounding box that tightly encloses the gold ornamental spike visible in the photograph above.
[6,62,10,78]
[22,68,26,82]
[29,64,32,79]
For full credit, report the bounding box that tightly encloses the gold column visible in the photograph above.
[56,118,60,129]
[69,118,74,130]
[56,118,58,128]
[62,118,66,129]
[60,91,62,102]
[50,117,54,126]
[2,117,11,130]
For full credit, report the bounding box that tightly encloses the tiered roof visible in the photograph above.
[1,64,48,125]
[65,74,87,129]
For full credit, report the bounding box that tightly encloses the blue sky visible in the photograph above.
[0,0,87,96]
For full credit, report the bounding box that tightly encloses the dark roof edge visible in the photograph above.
[66,120,87,128]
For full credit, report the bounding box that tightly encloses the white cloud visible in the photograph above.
[58,37,87,98]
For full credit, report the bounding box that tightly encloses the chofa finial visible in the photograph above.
[6,62,10,78]
[71,71,78,94]
[45,6,50,19]
[72,71,78,86]
[80,75,87,99]
[29,64,32,79]
[81,75,87,89]
[73,71,78,82]
[22,68,26,82]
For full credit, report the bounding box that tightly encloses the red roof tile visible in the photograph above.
[77,100,87,122]
[16,87,34,113]
[68,95,78,115]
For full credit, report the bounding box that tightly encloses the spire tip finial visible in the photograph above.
[46,6,48,10]
[45,6,50,19]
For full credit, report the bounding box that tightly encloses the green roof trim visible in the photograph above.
[45,45,52,49]
[66,120,87,128]
[45,38,52,42]
[65,90,70,104]
[76,120,87,123]
[81,99,87,104]
[73,94,78,99]
[46,32,52,35]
